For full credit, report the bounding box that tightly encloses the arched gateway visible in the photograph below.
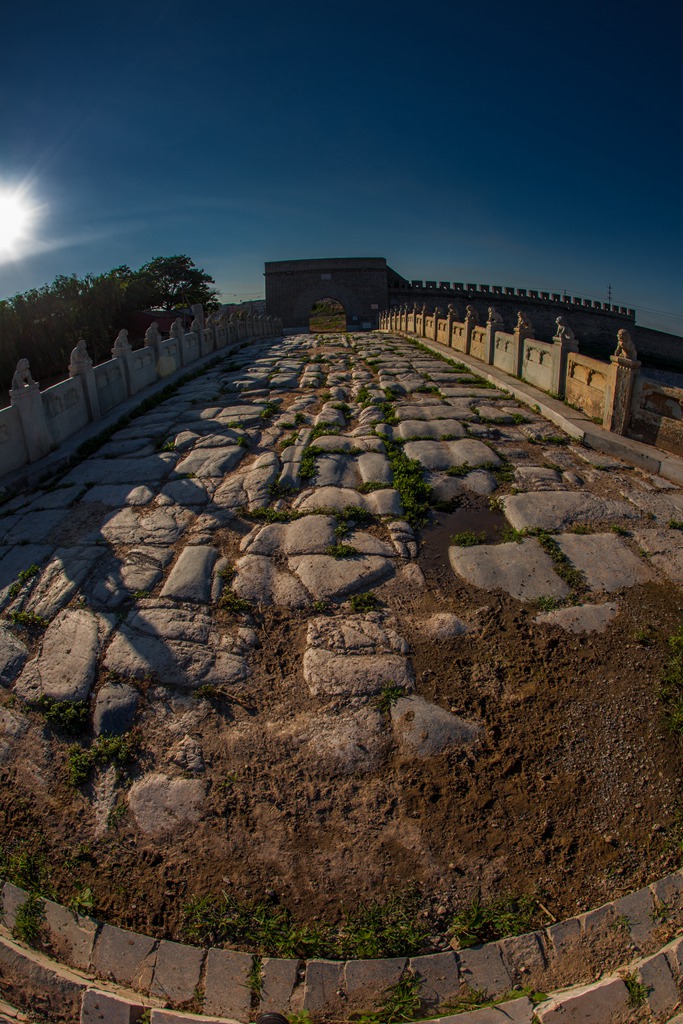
[264,257,391,331]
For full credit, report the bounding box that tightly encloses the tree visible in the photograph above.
[132,255,219,311]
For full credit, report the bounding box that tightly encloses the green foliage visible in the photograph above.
[385,441,431,528]
[451,530,486,547]
[449,892,539,949]
[66,732,138,787]
[349,592,380,613]
[132,254,219,311]
[7,610,49,629]
[355,975,422,1024]
[299,446,321,482]
[241,506,302,524]
[68,885,95,915]
[7,564,40,599]
[260,400,281,420]
[623,971,650,1007]
[610,524,630,536]
[502,525,525,544]
[0,844,53,896]
[373,683,405,713]
[218,592,252,614]
[326,544,358,559]
[446,462,472,478]
[309,423,341,441]
[248,955,264,996]
[378,401,399,426]
[533,596,560,612]
[338,889,429,960]
[31,695,88,735]
[669,519,683,531]
[535,531,586,592]
[356,385,372,406]
[13,892,45,945]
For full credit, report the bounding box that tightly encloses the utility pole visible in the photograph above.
[607,283,612,306]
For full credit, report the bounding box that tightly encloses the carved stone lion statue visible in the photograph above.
[465,304,477,321]
[555,316,575,342]
[144,322,161,346]
[11,358,34,390]
[69,339,92,369]
[614,328,638,361]
[169,318,184,339]
[487,305,504,326]
[516,311,533,333]
[112,329,130,353]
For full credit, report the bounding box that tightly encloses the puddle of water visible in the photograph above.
[419,508,508,577]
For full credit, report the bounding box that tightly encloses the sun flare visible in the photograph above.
[0,188,37,253]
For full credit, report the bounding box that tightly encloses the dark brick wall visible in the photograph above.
[265,258,389,329]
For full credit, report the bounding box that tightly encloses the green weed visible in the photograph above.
[8,610,49,629]
[623,971,650,1007]
[449,892,539,949]
[610,524,630,536]
[535,531,586,592]
[31,696,88,735]
[218,592,252,614]
[533,596,560,612]
[373,684,405,714]
[446,462,472,477]
[326,544,358,559]
[13,892,45,945]
[355,975,422,1024]
[7,564,41,599]
[451,530,486,547]
[68,885,95,915]
[349,592,380,613]
[66,732,139,788]
[385,441,431,528]
[669,519,683,531]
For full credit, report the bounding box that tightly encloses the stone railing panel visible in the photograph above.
[450,321,467,352]
[181,332,201,366]
[94,358,128,416]
[522,337,556,393]
[469,326,488,362]
[41,376,89,446]
[130,345,159,392]
[629,372,683,456]
[0,406,29,475]
[565,352,609,422]
[492,331,520,376]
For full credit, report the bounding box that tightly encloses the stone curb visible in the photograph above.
[389,331,683,486]
[3,870,683,1021]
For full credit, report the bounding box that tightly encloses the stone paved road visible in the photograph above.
[0,331,681,919]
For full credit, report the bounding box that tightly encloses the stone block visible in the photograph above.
[91,923,157,989]
[534,976,629,1022]
[546,916,582,959]
[650,871,683,923]
[151,1012,239,1024]
[497,931,547,985]
[457,943,512,998]
[578,902,617,941]
[438,999,533,1024]
[665,933,683,978]
[150,939,205,1005]
[0,932,88,1022]
[1,882,28,931]
[494,996,535,1021]
[203,948,252,1021]
[81,989,146,1023]
[637,950,680,1016]
[344,957,406,1007]
[613,886,655,951]
[301,959,345,1014]
[43,898,99,970]
[259,957,301,1013]
[409,951,460,1008]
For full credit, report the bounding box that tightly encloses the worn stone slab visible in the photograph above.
[304,648,413,696]
[633,528,683,584]
[295,486,371,512]
[357,452,393,484]
[623,489,683,523]
[409,951,460,1009]
[88,546,172,607]
[462,470,498,495]
[456,943,512,997]
[161,546,218,603]
[103,602,250,689]
[289,553,395,601]
[637,950,680,1017]
[0,932,87,1022]
[0,544,53,608]
[127,773,204,835]
[0,628,28,688]
[0,510,68,546]
[614,885,656,950]
[535,603,619,634]
[91,923,157,988]
[259,957,301,1014]
[396,403,463,421]
[150,939,205,1004]
[42,898,98,971]
[63,454,175,488]
[233,554,310,608]
[173,446,245,479]
[14,609,105,702]
[101,507,190,546]
[203,947,252,1021]
[344,957,406,1005]
[397,420,466,440]
[302,959,345,1014]
[450,539,569,602]
[534,976,629,1022]
[422,613,468,639]
[93,680,139,736]
[391,696,480,756]
[555,534,651,592]
[316,454,362,489]
[81,484,155,506]
[81,988,146,1023]
[497,931,546,986]
[1,881,28,931]
[503,492,637,532]
[365,488,404,516]
[25,546,104,619]
[514,467,562,490]
[159,479,210,506]
[403,439,499,472]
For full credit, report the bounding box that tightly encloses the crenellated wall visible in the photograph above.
[0,312,283,483]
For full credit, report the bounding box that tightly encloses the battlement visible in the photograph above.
[401,279,635,317]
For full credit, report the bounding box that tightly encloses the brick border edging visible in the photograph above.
[2,870,683,1021]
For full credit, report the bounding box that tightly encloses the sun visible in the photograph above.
[0,188,36,253]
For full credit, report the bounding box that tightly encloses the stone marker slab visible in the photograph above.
[81,989,146,1024]
[534,976,629,1023]
[15,609,105,702]
[450,539,569,602]
[91,923,157,988]
[344,957,406,1006]
[150,939,206,1004]
[127,773,204,836]
[456,943,512,997]
[391,696,480,756]
[289,553,395,601]
[259,957,301,1014]
[633,529,683,584]
[409,951,460,1008]
[43,898,98,971]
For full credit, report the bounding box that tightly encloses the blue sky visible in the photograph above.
[1,0,682,334]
